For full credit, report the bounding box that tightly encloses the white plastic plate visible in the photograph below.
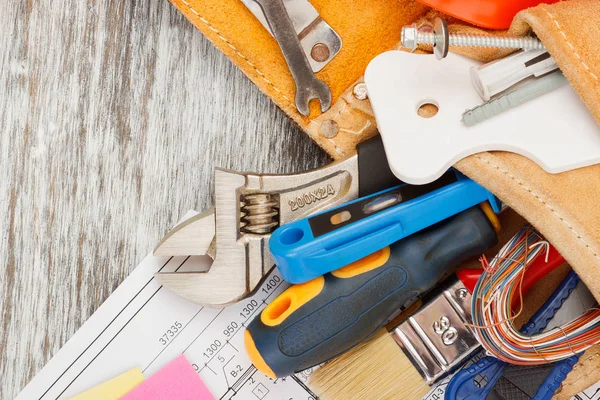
[364,51,600,185]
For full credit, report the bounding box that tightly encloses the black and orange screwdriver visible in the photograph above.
[244,205,501,378]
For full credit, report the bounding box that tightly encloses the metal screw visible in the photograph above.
[352,83,368,100]
[402,17,545,60]
[456,288,469,299]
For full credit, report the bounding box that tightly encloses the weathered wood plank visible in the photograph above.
[0,0,328,397]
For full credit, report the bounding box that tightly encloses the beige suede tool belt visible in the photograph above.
[169,1,600,397]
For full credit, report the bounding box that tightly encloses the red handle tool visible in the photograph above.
[456,244,565,308]
[418,0,561,30]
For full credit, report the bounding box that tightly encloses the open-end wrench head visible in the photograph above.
[253,0,332,116]
[295,77,332,116]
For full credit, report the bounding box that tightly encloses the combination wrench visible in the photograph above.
[253,0,332,115]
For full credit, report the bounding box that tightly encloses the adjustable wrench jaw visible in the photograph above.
[156,170,252,306]
[155,156,359,306]
[153,207,215,257]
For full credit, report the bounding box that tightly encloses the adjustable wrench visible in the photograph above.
[154,136,400,306]
[253,0,332,115]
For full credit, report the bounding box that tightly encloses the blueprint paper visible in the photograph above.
[16,213,317,400]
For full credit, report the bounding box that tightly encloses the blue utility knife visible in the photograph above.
[270,169,500,284]
[445,270,582,400]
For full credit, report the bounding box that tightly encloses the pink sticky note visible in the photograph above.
[120,355,214,400]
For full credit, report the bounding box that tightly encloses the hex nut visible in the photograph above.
[401,24,418,52]
[353,83,368,100]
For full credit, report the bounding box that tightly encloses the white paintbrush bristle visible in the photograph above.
[309,329,430,400]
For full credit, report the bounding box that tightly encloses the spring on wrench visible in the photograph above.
[240,194,280,234]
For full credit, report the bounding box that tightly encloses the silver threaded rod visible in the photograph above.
[402,18,545,60]
[417,32,545,50]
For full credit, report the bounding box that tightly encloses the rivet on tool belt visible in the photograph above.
[319,120,339,138]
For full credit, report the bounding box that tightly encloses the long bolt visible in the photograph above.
[402,17,545,60]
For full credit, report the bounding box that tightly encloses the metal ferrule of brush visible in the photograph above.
[393,280,479,384]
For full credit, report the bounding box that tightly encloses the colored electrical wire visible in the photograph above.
[470,227,600,365]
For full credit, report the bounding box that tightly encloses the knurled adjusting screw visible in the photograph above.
[401,17,545,60]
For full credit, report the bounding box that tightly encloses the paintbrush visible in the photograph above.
[309,246,566,400]
[311,328,430,399]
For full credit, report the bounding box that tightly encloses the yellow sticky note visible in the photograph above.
[69,368,145,400]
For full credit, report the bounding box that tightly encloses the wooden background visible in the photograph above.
[0,0,328,397]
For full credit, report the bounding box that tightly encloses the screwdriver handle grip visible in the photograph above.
[245,207,498,378]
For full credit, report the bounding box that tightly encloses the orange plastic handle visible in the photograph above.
[418,0,560,30]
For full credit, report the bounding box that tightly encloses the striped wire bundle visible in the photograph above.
[470,227,600,365]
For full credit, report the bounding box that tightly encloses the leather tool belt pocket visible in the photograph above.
[169,1,600,397]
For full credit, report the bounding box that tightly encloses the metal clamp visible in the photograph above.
[394,280,479,384]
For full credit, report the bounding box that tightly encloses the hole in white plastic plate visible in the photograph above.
[416,99,439,118]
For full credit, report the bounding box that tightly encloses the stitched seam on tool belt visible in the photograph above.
[542,6,599,82]
[473,154,600,262]
[178,0,295,105]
